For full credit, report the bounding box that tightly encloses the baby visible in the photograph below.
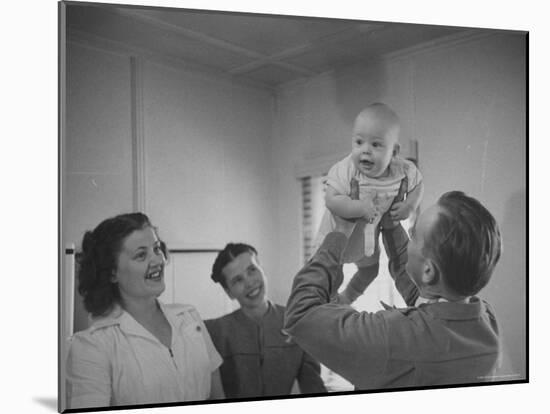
[314,103,423,304]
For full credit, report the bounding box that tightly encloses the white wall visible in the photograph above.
[142,61,275,251]
[142,60,276,314]
[64,42,135,332]
[64,42,134,248]
[273,32,526,378]
[63,41,276,331]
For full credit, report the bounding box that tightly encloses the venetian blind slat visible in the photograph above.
[301,176,313,263]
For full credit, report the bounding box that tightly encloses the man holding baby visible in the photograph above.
[284,190,502,389]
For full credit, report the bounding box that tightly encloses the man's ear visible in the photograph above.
[393,143,401,157]
[110,270,118,284]
[421,259,439,286]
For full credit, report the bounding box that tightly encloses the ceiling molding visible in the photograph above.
[116,8,267,60]
[67,26,133,58]
[67,7,487,93]
[275,28,493,93]
[116,8,319,78]
[237,59,317,77]
[229,24,382,76]
[383,29,496,61]
[67,28,276,93]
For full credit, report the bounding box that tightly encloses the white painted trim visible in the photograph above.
[130,57,147,213]
[117,8,267,59]
[229,25,380,76]
[67,28,275,92]
[67,24,496,96]
[62,171,131,175]
[383,30,496,61]
[62,245,76,339]
[60,246,75,413]
[67,27,133,58]
[117,8,318,77]
[163,241,224,251]
[277,30,497,93]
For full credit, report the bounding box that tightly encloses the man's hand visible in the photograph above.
[379,209,399,229]
[389,201,413,221]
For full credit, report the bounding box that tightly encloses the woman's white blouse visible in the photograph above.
[66,302,222,409]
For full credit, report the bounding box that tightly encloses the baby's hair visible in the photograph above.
[211,243,258,289]
[356,102,400,127]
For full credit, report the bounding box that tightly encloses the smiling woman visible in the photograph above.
[112,227,166,304]
[65,212,225,409]
[204,243,327,398]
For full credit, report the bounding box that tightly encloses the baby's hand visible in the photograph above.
[390,201,413,221]
[362,199,380,223]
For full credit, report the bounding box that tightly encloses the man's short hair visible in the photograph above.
[423,191,502,296]
[211,243,258,289]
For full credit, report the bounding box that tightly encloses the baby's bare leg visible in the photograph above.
[338,262,379,305]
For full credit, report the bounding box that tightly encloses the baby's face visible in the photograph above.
[350,112,399,178]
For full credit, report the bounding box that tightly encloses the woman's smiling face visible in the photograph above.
[221,251,267,310]
[112,226,167,302]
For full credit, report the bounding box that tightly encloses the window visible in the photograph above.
[302,175,409,311]
[303,175,414,391]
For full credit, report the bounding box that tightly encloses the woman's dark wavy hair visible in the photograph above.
[211,243,258,289]
[77,212,166,317]
[422,191,502,296]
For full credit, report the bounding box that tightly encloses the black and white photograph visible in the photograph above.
[57,0,529,412]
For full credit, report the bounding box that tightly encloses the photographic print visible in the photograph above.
[59,1,527,412]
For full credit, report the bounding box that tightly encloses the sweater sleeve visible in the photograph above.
[284,232,390,386]
[380,224,419,306]
[296,350,328,394]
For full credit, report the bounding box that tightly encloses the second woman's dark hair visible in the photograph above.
[211,243,258,289]
[77,212,164,317]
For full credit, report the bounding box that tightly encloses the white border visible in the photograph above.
[3,0,544,413]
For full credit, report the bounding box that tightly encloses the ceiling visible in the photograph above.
[66,3,473,90]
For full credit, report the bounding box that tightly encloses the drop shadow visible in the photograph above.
[33,396,58,412]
